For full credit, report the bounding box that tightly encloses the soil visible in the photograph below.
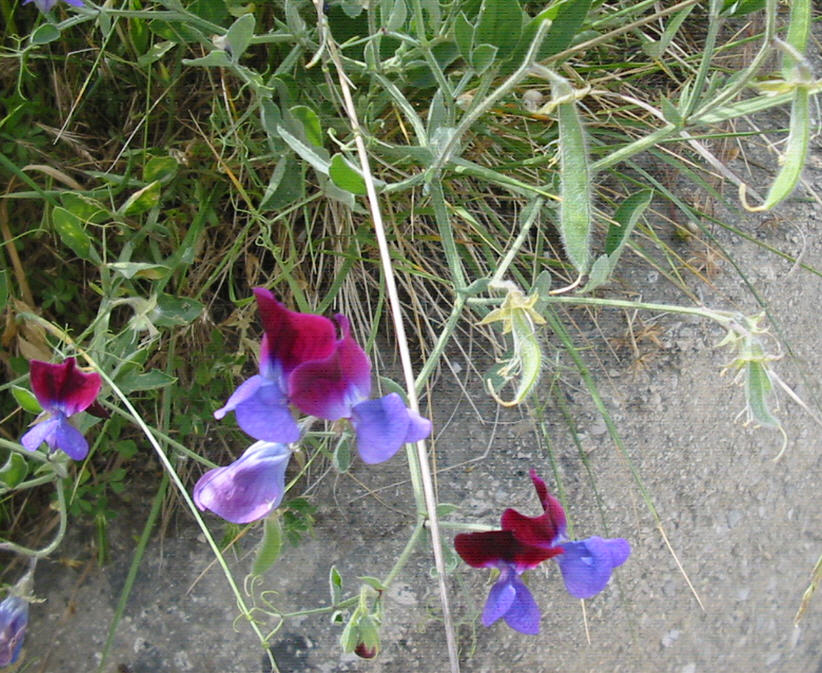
[10,27,822,673]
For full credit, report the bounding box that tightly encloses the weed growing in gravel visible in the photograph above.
[1,0,819,670]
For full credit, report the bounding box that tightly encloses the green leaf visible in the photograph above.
[12,385,41,414]
[252,515,283,575]
[454,12,474,62]
[259,156,304,210]
[137,40,176,67]
[741,87,809,212]
[329,565,343,605]
[30,24,61,45]
[52,207,94,261]
[582,189,651,292]
[278,124,330,175]
[332,438,352,473]
[384,0,407,32]
[290,105,324,148]
[470,43,498,74]
[745,361,779,427]
[60,193,109,224]
[143,155,178,182]
[782,0,811,79]
[475,0,523,54]
[357,576,386,592]
[119,181,162,216]
[116,369,177,395]
[152,294,203,327]
[720,0,766,17]
[0,453,29,488]
[605,189,652,256]
[182,50,232,67]
[224,12,255,61]
[329,154,367,195]
[108,262,169,280]
[550,71,591,274]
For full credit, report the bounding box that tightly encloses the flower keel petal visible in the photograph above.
[194,442,291,524]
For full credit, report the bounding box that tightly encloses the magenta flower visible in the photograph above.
[214,288,337,443]
[289,314,431,463]
[23,0,83,12]
[193,441,291,524]
[455,470,630,633]
[0,595,28,667]
[20,358,102,461]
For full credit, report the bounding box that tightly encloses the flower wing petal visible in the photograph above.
[482,572,517,627]
[193,442,291,524]
[556,536,630,599]
[20,417,60,452]
[503,576,541,635]
[351,394,413,464]
[52,417,90,460]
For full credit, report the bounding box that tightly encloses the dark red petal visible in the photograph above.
[454,530,558,571]
[289,315,371,420]
[500,508,564,554]
[253,288,337,374]
[528,469,567,535]
[29,358,102,416]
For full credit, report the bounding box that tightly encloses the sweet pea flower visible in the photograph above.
[214,288,337,443]
[0,595,28,668]
[288,314,431,463]
[193,441,291,524]
[455,470,630,633]
[507,470,631,600]
[20,358,102,461]
[454,528,561,634]
[23,0,83,12]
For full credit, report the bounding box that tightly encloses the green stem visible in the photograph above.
[0,478,67,558]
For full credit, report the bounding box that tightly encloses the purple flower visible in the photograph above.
[23,0,83,12]
[454,528,561,634]
[193,441,291,524]
[289,315,431,463]
[20,358,102,461]
[214,288,337,443]
[0,595,28,667]
[455,471,630,633]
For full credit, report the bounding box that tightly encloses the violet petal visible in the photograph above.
[351,394,427,464]
[556,536,631,599]
[193,442,291,524]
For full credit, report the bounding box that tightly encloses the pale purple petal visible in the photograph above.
[404,408,432,443]
[20,414,89,460]
[0,595,28,667]
[556,536,631,599]
[503,576,541,635]
[214,375,267,420]
[193,442,291,524]
[52,418,90,460]
[214,376,299,443]
[20,417,60,452]
[350,394,414,464]
[481,570,517,627]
